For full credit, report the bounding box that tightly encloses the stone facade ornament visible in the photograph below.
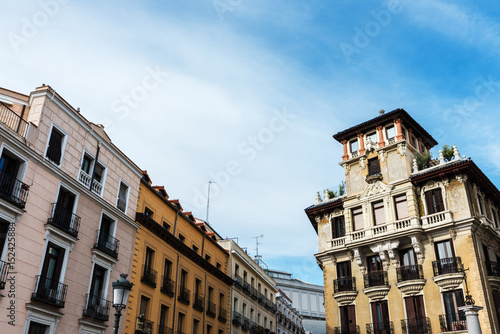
[353,248,366,274]
[316,258,323,270]
[330,255,337,265]
[358,181,393,200]
[439,150,445,165]
[453,145,462,160]
[360,157,366,170]
[348,250,354,262]
[343,163,349,176]
[397,142,407,156]
[366,137,375,152]
[315,191,321,204]
[324,188,330,201]
[379,149,386,163]
[427,234,434,246]
[456,174,468,184]
[411,235,425,265]
[412,158,419,174]
[449,229,457,240]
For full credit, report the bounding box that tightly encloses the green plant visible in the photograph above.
[441,144,454,161]
[415,151,432,170]
[328,181,345,198]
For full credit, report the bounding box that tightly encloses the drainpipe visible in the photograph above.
[17,105,26,134]
[172,252,180,332]
[89,141,101,192]
[201,234,206,257]
[203,271,207,334]
[172,210,180,235]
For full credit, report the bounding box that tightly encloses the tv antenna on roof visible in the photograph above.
[206,181,215,223]
[253,234,264,257]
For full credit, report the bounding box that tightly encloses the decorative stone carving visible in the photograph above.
[360,157,366,170]
[396,279,426,296]
[421,180,448,214]
[412,158,419,174]
[411,235,425,265]
[316,258,323,270]
[456,174,468,184]
[366,137,375,152]
[387,249,399,269]
[453,145,461,160]
[343,163,349,176]
[379,149,386,163]
[439,150,445,165]
[348,250,354,262]
[358,181,393,200]
[398,142,407,156]
[353,248,366,275]
[442,178,449,187]
[333,290,358,305]
[324,189,330,201]
[330,255,337,265]
[315,192,321,204]
[364,285,391,301]
[427,234,434,246]
[432,273,464,290]
[449,228,457,240]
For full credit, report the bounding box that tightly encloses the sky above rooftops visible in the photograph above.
[2,0,500,285]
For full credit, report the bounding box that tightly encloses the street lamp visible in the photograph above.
[112,273,133,334]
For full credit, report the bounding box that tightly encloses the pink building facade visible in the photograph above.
[0,85,143,334]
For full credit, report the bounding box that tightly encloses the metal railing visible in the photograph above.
[178,285,190,304]
[366,321,394,334]
[334,325,360,334]
[158,326,174,334]
[487,261,500,277]
[141,265,157,288]
[0,260,10,289]
[0,169,29,209]
[364,271,388,288]
[242,316,250,330]
[94,230,119,258]
[83,294,111,321]
[233,311,242,326]
[397,265,423,282]
[234,274,243,286]
[433,257,462,276]
[439,313,467,332]
[136,316,154,334]
[334,277,356,293]
[193,293,204,311]
[207,301,216,317]
[0,102,29,138]
[250,286,258,299]
[31,275,68,308]
[401,318,430,334]
[47,203,81,237]
[219,306,227,322]
[161,276,175,296]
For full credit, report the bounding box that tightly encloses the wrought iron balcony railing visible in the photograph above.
[158,326,174,334]
[250,286,258,299]
[141,265,157,288]
[397,265,424,282]
[207,301,217,317]
[178,285,190,305]
[401,318,430,334]
[0,102,30,138]
[242,316,250,330]
[234,274,243,286]
[83,294,111,321]
[233,311,242,326]
[334,325,360,334]
[439,313,467,332]
[364,271,388,288]
[487,261,500,277]
[161,276,175,296]
[334,277,356,293]
[366,321,394,334]
[0,169,29,209]
[31,275,68,308]
[193,293,204,311]
[219,306,227,322]
[94,230,119,258]
[432,257,462,276]
[47,203,80,237]
[0,260,10,289]
[136,316,154,334]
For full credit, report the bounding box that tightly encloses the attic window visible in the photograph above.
[386,125,395,139]
[349,140,359,154]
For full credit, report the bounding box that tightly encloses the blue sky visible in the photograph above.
[1,0,500,285]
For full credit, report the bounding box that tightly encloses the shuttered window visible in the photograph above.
[368,157,381,175]
[425,188,445,215]
[352,207,364,231]
[332,216,345,238]
[373,201,385,225]
[394,195,409,220]
[46,127,64,164]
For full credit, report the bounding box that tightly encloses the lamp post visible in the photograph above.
[112,273,133,334]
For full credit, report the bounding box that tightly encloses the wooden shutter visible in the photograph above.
[368,158,381,175]
[434,189,445,212]
[425,191,434,215]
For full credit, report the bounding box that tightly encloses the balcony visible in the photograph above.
[234,274,243,287]
[47,203,81,237]
[161,276,175,296]
[233,311,242,326]
[31,275,68,308]
[136,315,154,334]
[258,292,266,305]
[432,257,464,290]
[242,316,250,330]
[219,306,228,322]
[250,286,258,299]
[0,169,30,209]
[439,313,467,332]
[401,318,430,334]
[78,169,103,196]
[0,260,10,289]
[83,294,111,321]
[193,293,204,311]
[250,321,258,334]
[0,102,30,138]
[363,271,390,301]
[207,301,216,317]
[421,210,452,228]
[486,261,500,290]
[178,286,190,305]
[141,265,157,288]
[334,325,360,334]
[366,322,394,334]
[333,277,358,305]
[158,326,173,334]
[396,265,426,296]
[93,230,119,258]
[243,281,251,294]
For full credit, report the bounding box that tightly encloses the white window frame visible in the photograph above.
[44,122,68,167]
[116,178,131,213]
[98,209,117,238]
[0,142,29,181]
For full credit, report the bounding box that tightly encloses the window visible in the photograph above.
[216,262,221,270]
[242,303,247,317]
[52,186,78,234]
[46,125,66,165]
[180,270,188,288]
[404,295,426,322]
[235,264,239,276]
[145,247,155,269]
[192,244,198,253]
[0,147,27,205]
[339,305,356,331]
[258,313,262,325]
[208,286,214,302]
[371,300,390,331]
[394,194,409,220]
[352,207,364,231]
[332,216,345,239]
[178,312,185,333]
[367,132,378,145]
[250,308,255,322]
[178,234,185,243]
[206,324,212,334]
[337,261,352,278]
[78,151,106,195]
[251,277,255,288]
[368,157,381,175]
[96,213,117,256]
[349,139,359,154]
[163,259,172,280]
[163,221,171,232]
[443,290,465,330]
[478,195,485,215]
[435,240,457,275]
[144,207,154,218]
[372,201,385,225]
[195,278,202,297]
[28,322,50,334]
[193,319,199,334]
[159,305,169,331]
[367,255,382,273]
[425,188,445,215]
[139,295,150,318]
[386,125,395,140]
[243,271,247,282]
[116,181,129,212]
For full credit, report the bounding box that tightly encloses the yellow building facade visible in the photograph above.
[306,109,500,334]
[125,172,233,334]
